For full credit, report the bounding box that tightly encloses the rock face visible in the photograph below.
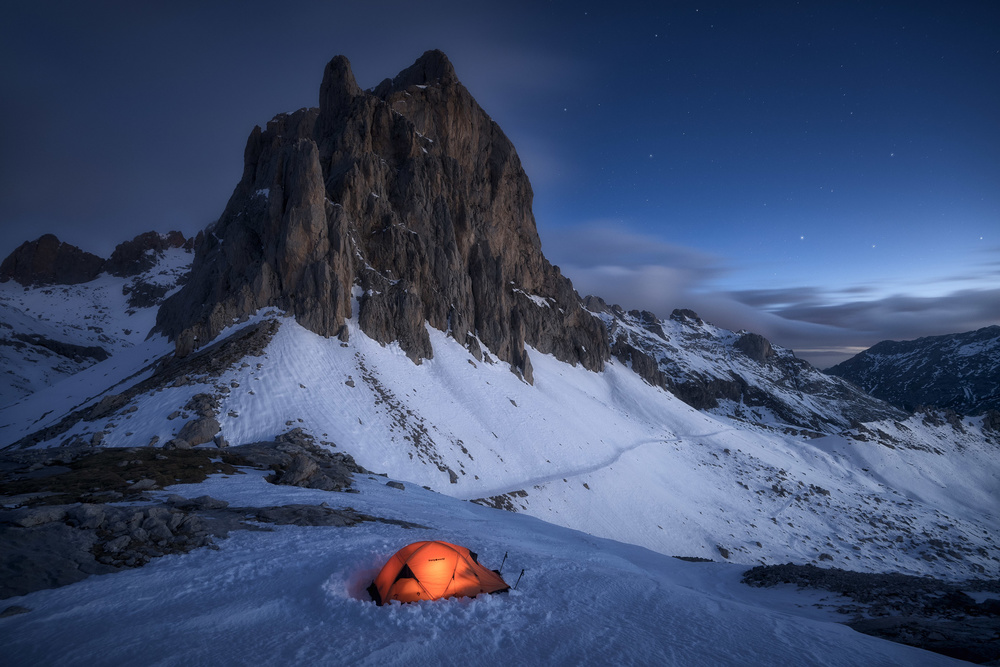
[0,231,191,287]
[155,50,607,378]
[0,235,105,286]
[825,326,1000,415]
[104,231,189,277]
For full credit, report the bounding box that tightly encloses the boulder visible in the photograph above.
[176,417,221,446]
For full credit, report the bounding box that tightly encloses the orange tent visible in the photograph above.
[367,541,510,605]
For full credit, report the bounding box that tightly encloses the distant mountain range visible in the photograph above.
[826,326,1000,416]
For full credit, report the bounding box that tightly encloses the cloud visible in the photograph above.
[543,222,1000,369]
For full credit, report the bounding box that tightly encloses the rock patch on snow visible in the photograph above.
[743,562,1000,663]
[0,439,412,599]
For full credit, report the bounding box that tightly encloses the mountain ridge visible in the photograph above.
[826,325,1000,415]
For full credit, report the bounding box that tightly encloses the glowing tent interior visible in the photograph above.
[367,541,510,605]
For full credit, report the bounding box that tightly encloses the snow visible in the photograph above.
[512,288,551,308]
[0,253,994,664]
[0,472,964,666]
[8,310,992,581]
[0,247,192,410]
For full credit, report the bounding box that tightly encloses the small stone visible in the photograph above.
[66,503,106,529]
[386,481,405,490]
[103,535,131,554]
[167,411,181,420]
[130,478,158,491]
[191,495,229,510]
[0,606,31,618]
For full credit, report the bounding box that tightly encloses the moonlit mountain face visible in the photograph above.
[826,326,1000,415]
[1,51,998,666]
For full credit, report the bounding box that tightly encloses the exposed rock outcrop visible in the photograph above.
[104,231,189,277]
[0,231,191,287]
[0,235,104,286]
[155,50,607,378]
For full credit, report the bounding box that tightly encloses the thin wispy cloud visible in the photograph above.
[544,223,1000,368]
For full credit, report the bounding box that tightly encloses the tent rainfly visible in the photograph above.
[367,541,510,605]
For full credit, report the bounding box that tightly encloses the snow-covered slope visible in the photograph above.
[826,325,1000,415]
[0,469,967,666]
[590,300,905,433]
[5,308,996,582]
[0,246,192,408]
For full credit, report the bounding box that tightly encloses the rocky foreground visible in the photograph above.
[0,434,422,602]
[4,435,998,663]
[744,563,1000,663]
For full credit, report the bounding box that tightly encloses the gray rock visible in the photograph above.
[386,481,405,490]
[183,393,219,418]
[103,535,131,554]
[275,453,319,487]
[190,495,230,510]
[3,505,68,528]
[176,417,221,446]
[162,438,191,451]
[141,516,173,543]
[66,504,106,529]
[130,478,158,491]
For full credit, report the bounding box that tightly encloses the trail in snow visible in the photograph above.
[461,429,736,500]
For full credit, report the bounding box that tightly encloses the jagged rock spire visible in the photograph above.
[156,51,608,379]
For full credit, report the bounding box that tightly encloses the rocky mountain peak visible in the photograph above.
[0,231,192,287]
[0,235,105,286]
[156,52,608,379]
[377,49,458,91]
[825,326,1000,415]
[105,231,190,277]
[318,54,362,121]
[669,308,704,326]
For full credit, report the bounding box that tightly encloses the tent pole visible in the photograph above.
[514,569,525,590]
[499,551,508,574]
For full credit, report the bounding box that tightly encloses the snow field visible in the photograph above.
[0,472,965,666]
[6,310,994,580]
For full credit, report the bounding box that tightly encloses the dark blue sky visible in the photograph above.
[2,1,997,366]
